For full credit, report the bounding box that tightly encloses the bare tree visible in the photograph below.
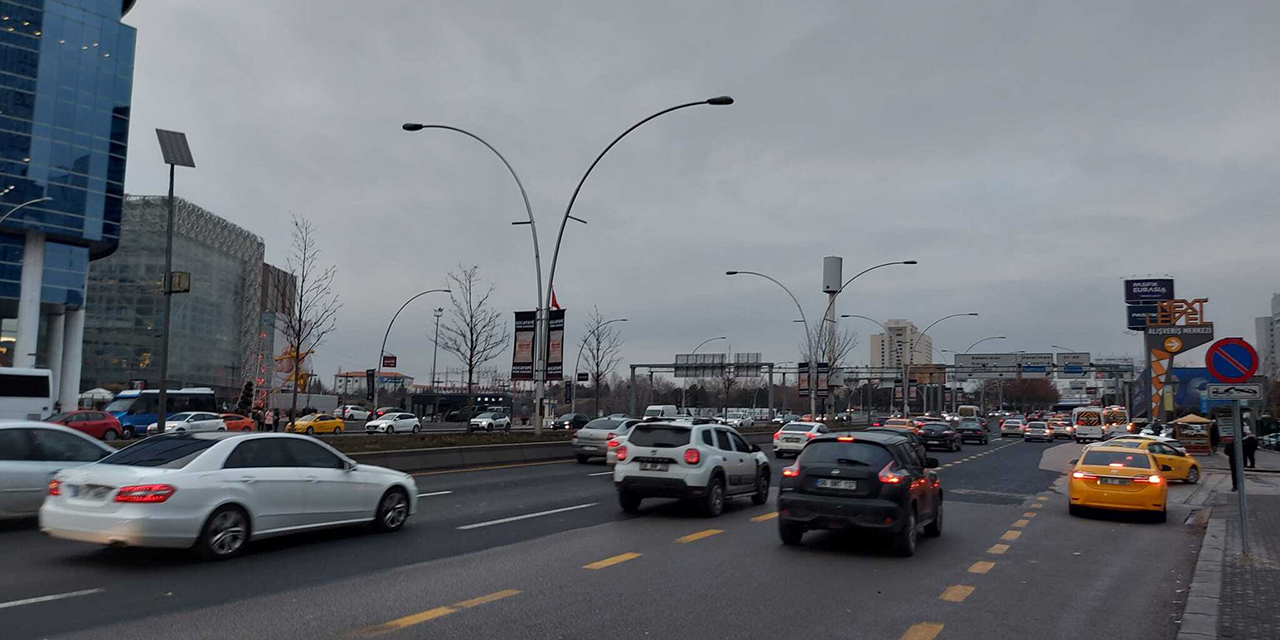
[436,265,509,413]
[718,365,738,410]
[580,306,625,417]
[275,215,341,421]
[798,324,859,413]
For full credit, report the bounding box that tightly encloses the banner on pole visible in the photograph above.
[798,362,810,397]
[547,309,566,380]
[511,311,536,380]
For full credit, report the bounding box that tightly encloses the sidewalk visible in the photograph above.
[1177,466,1280,639]
[1196,446,1280,473]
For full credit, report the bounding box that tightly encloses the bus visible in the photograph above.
[104,388,218,438]
[0,368,53,420]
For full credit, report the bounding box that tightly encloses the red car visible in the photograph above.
[220,413,255,431]
[46,410,126,441]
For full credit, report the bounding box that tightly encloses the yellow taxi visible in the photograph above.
[1104,438,1200,484]
[285,413,344,435]
[1068,445,1167,522]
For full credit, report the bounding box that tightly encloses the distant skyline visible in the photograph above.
[119,1,1280,385]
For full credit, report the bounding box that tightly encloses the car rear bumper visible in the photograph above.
[616,477,705,500]
[39,502,200,549]
[571,441,608,456]
[957,432,986,441]
[779,493,908,533]
[774,440,807,453]
[1069,480,1165,512]
[921,438,954,449]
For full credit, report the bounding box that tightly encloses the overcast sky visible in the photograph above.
[119,1,1280,384]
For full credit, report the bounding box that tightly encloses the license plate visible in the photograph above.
[640,462,669,472]
[816,478,858,490]
[582,445,597,451]
[1100,477,1131,486]
[71,485,111,499]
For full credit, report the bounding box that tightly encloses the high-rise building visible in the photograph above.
[870,319,933,369]
[0,1,137,407]
[81,196,266,399]
[1256,293,1279,380]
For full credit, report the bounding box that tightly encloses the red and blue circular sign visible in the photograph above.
[1205,338,1258,384]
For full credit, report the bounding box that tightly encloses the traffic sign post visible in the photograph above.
[1206,383,1262,401]
[1205,338,1259,557]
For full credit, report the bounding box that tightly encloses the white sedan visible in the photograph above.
[146,411,226,436]
[725,412,754,428]
[365,412,421,434]
[468,411,512,433]
[40,432,418,559]
[0,421,114,520]
[772,421,829,458]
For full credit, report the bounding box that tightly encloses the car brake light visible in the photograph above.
[773,431,782,440]
[872,422,881,427]
[806,432,817,439]
[1134,474,1163,484]
[782,465,800,477]
[837,436,855,442]
[878,461,905,484]
[607,439,620,448]
[48,479,60,496]
[115,484,176,503]
[606,432,616,441]
[616,446,627,462]
[684,449,700,465]
[1072,471,1096,479]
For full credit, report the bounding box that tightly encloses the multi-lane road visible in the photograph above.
[2,436,1203,640]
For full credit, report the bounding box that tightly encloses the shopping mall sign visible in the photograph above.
[1144,297,1213,420]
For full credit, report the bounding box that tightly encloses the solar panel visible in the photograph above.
[155,129,195,167]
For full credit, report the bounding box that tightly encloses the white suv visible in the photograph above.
[614,421,770,517]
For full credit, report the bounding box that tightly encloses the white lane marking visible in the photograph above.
[417,491,453,498]
[0,588,105,611]
[588,471,613,477]
[456,503,599,530]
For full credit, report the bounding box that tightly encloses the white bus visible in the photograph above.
[0,368,54,420]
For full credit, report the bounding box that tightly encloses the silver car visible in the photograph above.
[1024,421,1053,442]
[0,421,114,520]
[572,417,639,463]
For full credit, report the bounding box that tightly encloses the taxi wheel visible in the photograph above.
[1152,509,1167,524]
[305,427,314,435]
[1185,467,1200,484]
[334,427,342,435]
[1069,504,1085,517]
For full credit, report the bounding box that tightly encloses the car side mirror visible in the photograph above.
[925,457,939,469]
[1161,464,1173,472]
[1069,459,1079,465]
[344,460,358,472]
[751,444,761,453]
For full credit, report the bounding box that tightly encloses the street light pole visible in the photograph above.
[841,314,908,416]
[153,130,195,434]
[571,317,627,414]
[430,307,443,386]
[902,313,979,417]
[681,336,727,412]
[374,289,450,410]
[727,270,817,417]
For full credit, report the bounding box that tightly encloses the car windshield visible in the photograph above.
[782,423,814,432]
[47,412,72,422]
[1028,422,1047,428]
[626,426,692,448]
[556,414,579,421]
[1081,450,1152,468]
[103,397,136,413]
[800,441,893,467]
[99,435,220,468]
[921,424,949,433]
[958,420,979,428]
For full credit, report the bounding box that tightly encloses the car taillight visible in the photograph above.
[878,461,905,484]
[114,484,177,503]
[1072,471,1096,479]
[806,432,817,439]
[607,439,620,448]
[837,436,856,442]
[48,479,60,496]
[616,446,627,462]
[773,431,782,440]
[871,422,881,427]
[782,465,800,477]
[1134,474,1163,484]
[684,449,700,465]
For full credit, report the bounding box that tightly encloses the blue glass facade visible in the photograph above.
[0,0,135,307]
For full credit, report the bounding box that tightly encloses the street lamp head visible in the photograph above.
[402,123,425,132]
[903,260,918,265]
[725,270,739,276]
[966,312,979,316]
[705,96,734,105]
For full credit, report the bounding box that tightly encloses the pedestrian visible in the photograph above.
[1244,431,1258,469]
[1225,439,1238,491]
[264,408,276,433]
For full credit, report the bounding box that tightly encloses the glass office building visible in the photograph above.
[82,196,266,399]
[0,1,136,409]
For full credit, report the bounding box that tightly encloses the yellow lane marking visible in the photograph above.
[1023,512,1037,518]
[987,543,1009,554]
[750,512,779,522]
[1001,530,1022,541]
[583,552,641,570]
[355,590,520,637]
[1030,502,1044,509]
[412,459,573,476]
[969,561,995,574]
[901,622,945,640]
[1037,495,1050,501]
[942,463,953,468]
[940,585,975,602]
[676,529,724,543]
[1012,519,1030,528]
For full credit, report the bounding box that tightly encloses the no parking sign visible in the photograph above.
[1205,338,1259,384]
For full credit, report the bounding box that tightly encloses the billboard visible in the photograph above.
[1124,278,1174,303]
[1127,304,1157,331]
[510,311,536,380]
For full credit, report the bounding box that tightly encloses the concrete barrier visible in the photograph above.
[347,432,775,474]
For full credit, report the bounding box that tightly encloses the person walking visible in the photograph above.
[1225,439,1239,491]
[1244,431,1258,468]
[264,408,276,433]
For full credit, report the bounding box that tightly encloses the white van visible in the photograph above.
[957,405,981,419]
[642,404,679,420]
[1072,407,1105,443]
[0,368,54,420]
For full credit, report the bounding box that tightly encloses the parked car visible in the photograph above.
[45,410,126,441]
[370,407,400,421]
[40,432,417,559]
[724,411,754,429]
[955,419,988,444]
[552,413,591,430]
[468,411,511,433]
[614,422,770,517]
[918,423,962,452]
[1024,421,1054,443]
[777,431,942,556]
[772,421,830,458]
[1068,446,1167,522]
[219,414,254,432]
[147,412,228,436]
[0,421,114,520]
[365,412,421,434]
[572,417,639,463]
[285,413,344,435]
[337,405,370,421]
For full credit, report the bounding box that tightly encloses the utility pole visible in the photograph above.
[431,307,443,389]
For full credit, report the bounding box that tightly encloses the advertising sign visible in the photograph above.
[1124,278,1174,303]
[546,309,565,380]
[381,355,397,369]
[816,363,830,397]
[365,369,375,402]
[798,362,810,397]
[511,311,537,380]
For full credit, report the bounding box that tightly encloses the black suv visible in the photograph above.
[777,431,942,556]
[955,419,988,444]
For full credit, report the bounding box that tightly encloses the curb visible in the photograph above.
[1177,516,1225,640]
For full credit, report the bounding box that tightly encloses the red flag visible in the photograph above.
[550,288,561,310]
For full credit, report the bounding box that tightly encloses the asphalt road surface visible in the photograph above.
[0,435,1202,640]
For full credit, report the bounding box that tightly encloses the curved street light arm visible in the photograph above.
[729,270,817,416]
[0,196,54,226]
[692,336,728,354]
[966,336,1008,354]
[820,260,916,321]
[375,288,450,408]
